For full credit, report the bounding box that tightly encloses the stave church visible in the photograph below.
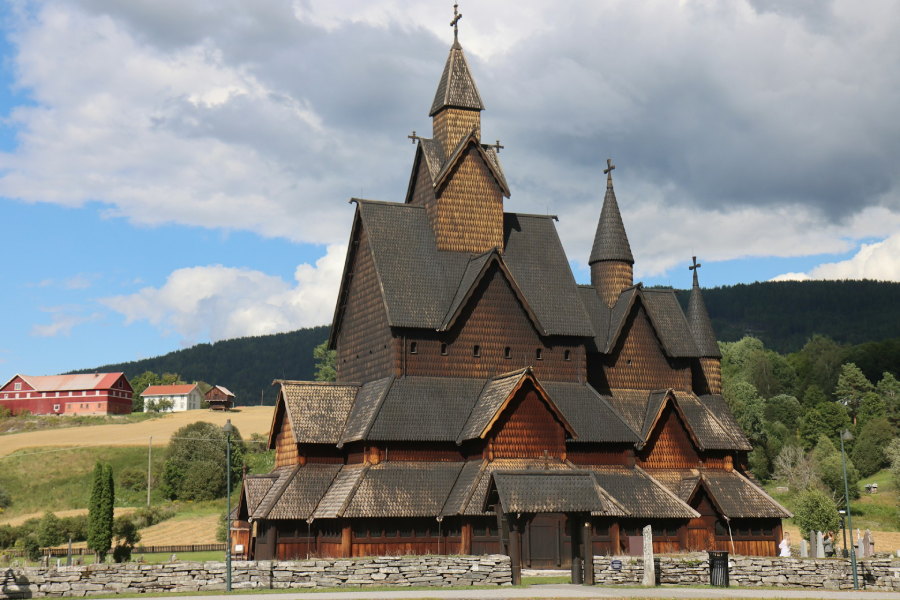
[231,7,790,569]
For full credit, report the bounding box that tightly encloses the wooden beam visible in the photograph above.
[582,516,593,586]
[341,521,352,558]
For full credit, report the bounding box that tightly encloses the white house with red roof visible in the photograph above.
[141,383,203,412]
[0,373,133,416]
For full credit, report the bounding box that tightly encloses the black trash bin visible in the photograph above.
[654,557,661,586]
[708,551,729,588]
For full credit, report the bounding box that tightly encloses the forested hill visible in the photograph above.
[675,279,900,354]
[70,325,329,407]
[71,280,900,406]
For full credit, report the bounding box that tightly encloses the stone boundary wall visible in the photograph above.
[0,556,511,598]
[592,553,900,591]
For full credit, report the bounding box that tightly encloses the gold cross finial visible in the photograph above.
[604,158,615,188]
[451,3,462,40]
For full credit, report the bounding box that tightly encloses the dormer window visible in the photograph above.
[410,342,418,354]
[473,345,480,357]
[440,343,448,356]
[503,347,511,359]
[564,350,571,361]
[535,349,543,360]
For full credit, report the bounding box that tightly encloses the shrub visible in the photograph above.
[794,488,840,536]
[36,512,65,548]
[0,487,11,510]
[112,516,141,563]
[818,453,860,502]
[118,468,147,493]
[851,418,896,477]
[161,421,245,501]
[0,525,17,549]
[130,505,177,529]
[58,515,89,543]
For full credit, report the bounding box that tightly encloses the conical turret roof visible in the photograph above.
[429,40,485,116]
[589,176,634,265]
[687,263,721,358]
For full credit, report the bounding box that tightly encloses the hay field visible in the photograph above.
[137,514,220,545]
[0,406,274,458]
[783,523,900,554]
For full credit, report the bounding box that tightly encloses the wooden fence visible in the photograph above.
[3,544,226,558]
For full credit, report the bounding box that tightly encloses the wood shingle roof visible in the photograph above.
[429,41,484,116]
[486,470,609,514]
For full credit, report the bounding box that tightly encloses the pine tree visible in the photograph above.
[87,461,104,561]
[99,464,115,561]
[835,363,874,424]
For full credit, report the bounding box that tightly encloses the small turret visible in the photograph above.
[687,257,722,394]
[589,160,634,307]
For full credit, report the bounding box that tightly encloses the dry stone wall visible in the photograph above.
[592,553,900,591]
[0,556,511,598]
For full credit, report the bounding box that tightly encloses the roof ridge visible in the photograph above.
[504,212,559,220]
[274,380,360,387]
[582,383,644,446]
[729,469,794,517]
[336,463,371,518]
[351,198,421,208]
[257,463,303,520]
[633,465,701,518]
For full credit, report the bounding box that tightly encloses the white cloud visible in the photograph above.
[100,244,346,342]
[0,0,899,281]
[31,312,102,337]
[772,233,900,282]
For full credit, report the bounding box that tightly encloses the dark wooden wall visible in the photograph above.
[336,227,395,383]
[488,385,567,459]
[274,406,299,468]
[597,304,690,392]
[408,155,436,207]
[638,404,699,469]
[400,264,584,382]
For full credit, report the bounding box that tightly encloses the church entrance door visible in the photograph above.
[524,513,569,569]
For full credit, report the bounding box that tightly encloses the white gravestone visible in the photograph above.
[809,531,818,558]
[642,525,655,587]
[816,531,825,558]
[800,540,808,558]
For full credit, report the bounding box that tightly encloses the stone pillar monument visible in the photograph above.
[800,540,808,558]
[809,530,817,558]
[642,525,655,587]
[816,531,825,558]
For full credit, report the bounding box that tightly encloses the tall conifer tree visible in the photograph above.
[87,461,104,561]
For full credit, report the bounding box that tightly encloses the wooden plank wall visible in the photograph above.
[335,227,395,383]
[429,145,504,253]
[408,156,436,206]
[568,445,628,465]
[638,405,699,469]
[602,305,690,392]
[401,265,584,382]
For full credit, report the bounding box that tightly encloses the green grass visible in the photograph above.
[522,575,570,585]
[0,412,164,436]
[0,446,169,517]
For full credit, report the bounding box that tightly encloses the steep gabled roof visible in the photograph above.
[272,380,358,445]
[338,376,394,447]
[641,289,700,357]
[456,368,576,444]
[434,128,511,197]
[673,391,751,451]
[484,470,609,514]
[342,462,465,518]
[582,465,700,520]
[333,200,594,337]
[430,41,484,116]
[142,384,198,396]
[589,177,633,265]
[266,464,342,521]
[684,470,792,519]
[541,381,642,445]
[312,464,370,519]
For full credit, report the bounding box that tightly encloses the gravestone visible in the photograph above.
[816,531,825,558]
[809,531,818,558]
[642,525,655,587]
[800,540,808,558]
[864,529,874,557]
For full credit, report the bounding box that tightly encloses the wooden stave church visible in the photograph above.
[231,20,791,566]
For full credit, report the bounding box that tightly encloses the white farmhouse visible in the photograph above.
[141,384,203,412]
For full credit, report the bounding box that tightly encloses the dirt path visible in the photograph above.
[0,406,274,458]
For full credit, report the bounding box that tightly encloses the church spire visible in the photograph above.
[589,159,634,307]
[687,257,721,358]
[430,3,484,155]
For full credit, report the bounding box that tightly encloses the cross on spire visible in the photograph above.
[689,256,702,286]
[451,3,462,41]
[489,140,504,153]
[604,158,615,188]
[408,130,420,144]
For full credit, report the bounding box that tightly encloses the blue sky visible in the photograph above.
[1,0,899,380]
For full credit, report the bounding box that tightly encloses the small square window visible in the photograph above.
[14,382,21,391]
[53,404,60,411]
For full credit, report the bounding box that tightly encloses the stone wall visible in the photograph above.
[0,556,511,598]
[592,553,900,591]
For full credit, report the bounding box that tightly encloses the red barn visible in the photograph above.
[0,373,133,416]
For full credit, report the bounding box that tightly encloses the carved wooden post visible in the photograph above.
[570,514,583,584]
[341,521,352,557]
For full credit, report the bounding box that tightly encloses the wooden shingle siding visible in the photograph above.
[428,145,504,254]
[488,388,566,459]
[591,261,633,308]
[336,228,394,382]
[402,265,583,381]
[638,406,699,469]
[695,357,723,395]
[602,305,690,391]
[275,410,299,468]
[433,108,480,157]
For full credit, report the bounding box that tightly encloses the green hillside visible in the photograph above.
[70,326,329,407]
[676,279,900,354]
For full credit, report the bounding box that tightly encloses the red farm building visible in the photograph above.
[0,373,133,416]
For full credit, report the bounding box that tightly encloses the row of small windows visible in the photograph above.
[409,343,570,361]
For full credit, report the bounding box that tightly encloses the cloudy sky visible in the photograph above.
[1,0,899,378]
